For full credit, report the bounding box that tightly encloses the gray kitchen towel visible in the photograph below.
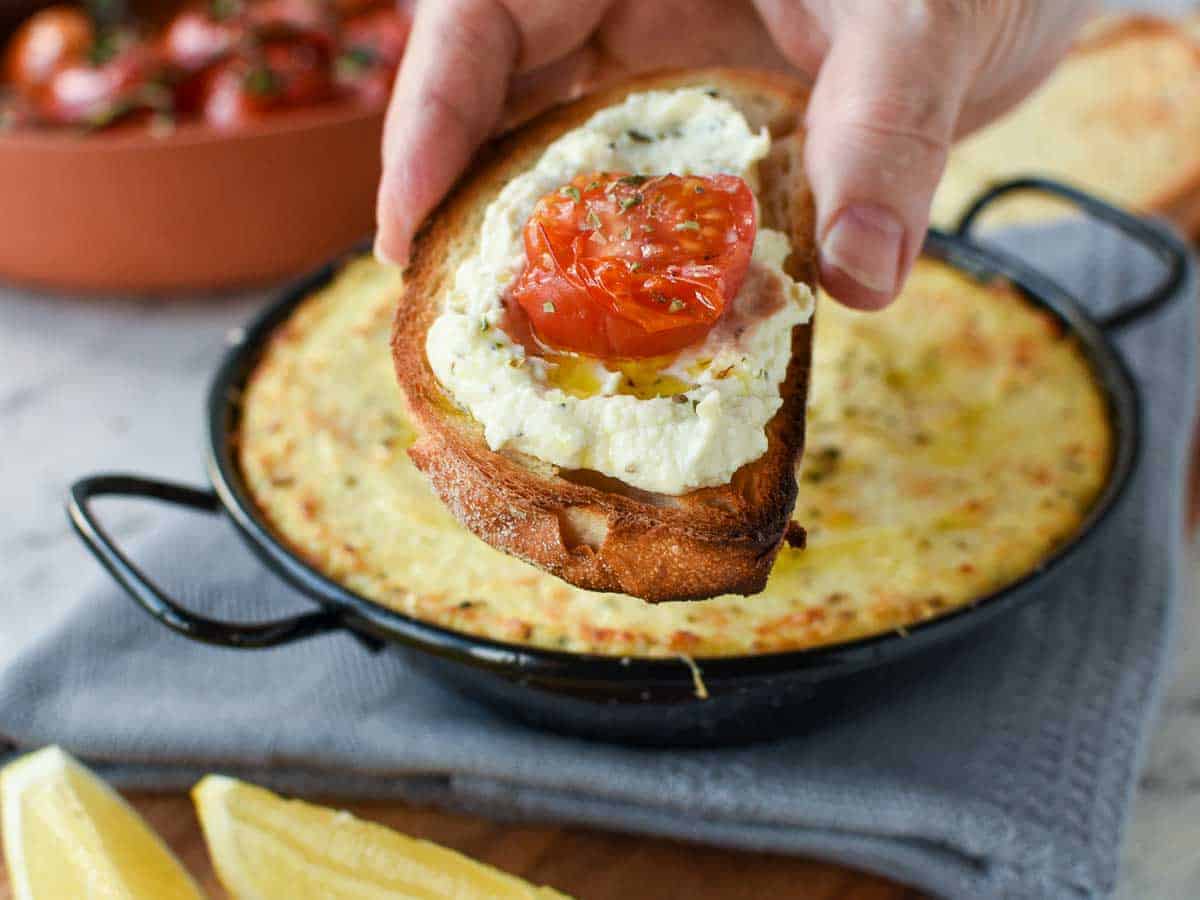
[0,220,1195,900]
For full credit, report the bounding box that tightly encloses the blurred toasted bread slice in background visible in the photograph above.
[933,14,1200,237]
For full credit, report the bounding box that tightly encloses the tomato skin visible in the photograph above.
[335,63,391,105]
[160,10,244,73]
[34,43,165,126]
[200,39,332,128]
[3,6,94,91]
[334,8,409,104]
[198,60,259,127]
[341,7,409,67]
[512,172,756,358]
[332,0,391,18]
[0,93,36,129]
[4,0,411,130]
[247,0,336,52]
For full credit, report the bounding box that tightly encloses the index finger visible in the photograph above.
[375,0,520,266]
[375,0,609,267]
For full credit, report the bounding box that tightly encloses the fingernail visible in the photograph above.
[821,205,905,295]
[373,233,407,268]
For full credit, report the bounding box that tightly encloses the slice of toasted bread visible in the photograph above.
[392,69,815,603]
[932,14,1200,236]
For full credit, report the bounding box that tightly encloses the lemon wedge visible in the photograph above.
[193,775,569,899]
[1,745,206,900]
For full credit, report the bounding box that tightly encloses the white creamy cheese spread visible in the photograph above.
[425,88,815,495]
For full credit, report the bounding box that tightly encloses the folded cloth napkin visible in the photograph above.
[0,220,1195,900]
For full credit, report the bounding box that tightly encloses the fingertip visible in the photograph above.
[374,172,412,267]
[373,232,408,269]
[818,259,899,312]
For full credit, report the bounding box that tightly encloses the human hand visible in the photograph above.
[375,0,1094,309]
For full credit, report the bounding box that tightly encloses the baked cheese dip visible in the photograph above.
[424,88,815,495]
[239,256,1112,658]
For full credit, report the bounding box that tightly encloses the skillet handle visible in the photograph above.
[68,474,344,648]
[954,176,1190,331]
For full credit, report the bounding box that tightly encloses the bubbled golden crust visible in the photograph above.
[391,69,816,603]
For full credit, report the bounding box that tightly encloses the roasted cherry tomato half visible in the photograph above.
[341,7,409,66]
[0,94,37,130]
[3,5,94,91]
[511,171,757,358]
[332,0,392,19]
[334,7,409,104]
[334,63,390,105]
[160,8,244,73]
[200,38,332,128]
[35,42,167,127]
[247,0,336,51]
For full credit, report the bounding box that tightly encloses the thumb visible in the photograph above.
[800,5,979,309]
[374,0,519,267]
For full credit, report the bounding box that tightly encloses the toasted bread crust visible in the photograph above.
[392,69,815,602]
[1077,15,1200,238]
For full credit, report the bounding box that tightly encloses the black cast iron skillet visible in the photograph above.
[69,178,1190,746]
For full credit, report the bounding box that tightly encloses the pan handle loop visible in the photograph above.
[68,474,345,648]
[954,176,1190,331]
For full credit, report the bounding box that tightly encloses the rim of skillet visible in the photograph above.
[205,229,1142,684]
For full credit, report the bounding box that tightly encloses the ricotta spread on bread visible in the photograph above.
[425,88,815,495]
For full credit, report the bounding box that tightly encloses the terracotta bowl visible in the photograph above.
[0,103,384,295]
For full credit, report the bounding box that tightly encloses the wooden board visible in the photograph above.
[0,792,926,899]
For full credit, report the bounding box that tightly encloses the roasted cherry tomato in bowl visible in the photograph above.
[332,0,392,18]
[200,38,332,128]
[247,0,336,51]
[34,40,169,127]
[0,93,37,130]
[162,0,335,75]
[334,6,409,104]
[511,171,757,358]
[1,0,408,133]
[160,7,244,73]
[341,7,409,66]
[3,5,93,91]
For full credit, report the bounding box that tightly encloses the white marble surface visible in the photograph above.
[0,286,266,653]
[1,1,1198,896]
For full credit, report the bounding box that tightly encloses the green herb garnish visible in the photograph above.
[244,67,280,97]
[559,185,582,202]
[619,193,643,211]
[84,99,135,131]
[89,27,126,66]
[336,47,377,79]
[211,0,240,21]
[674,220,700,232]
